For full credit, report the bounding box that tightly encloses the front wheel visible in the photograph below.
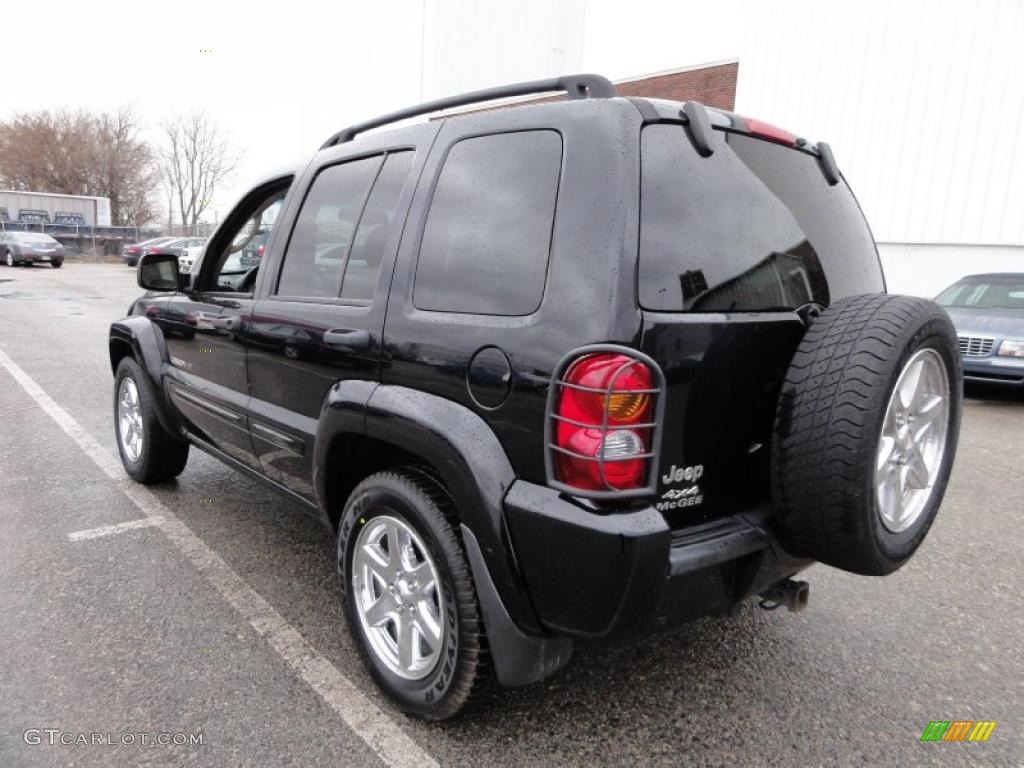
[51,260,63,268]
[114,357,189,483]
[337,469,493,720]
[5,250,16,267]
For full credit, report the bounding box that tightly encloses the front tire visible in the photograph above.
[114,357,189,483]
[5,250,17,266]
[337,469,492,720]
[51,260,63,268]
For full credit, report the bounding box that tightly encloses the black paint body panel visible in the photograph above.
[108,94,884,679]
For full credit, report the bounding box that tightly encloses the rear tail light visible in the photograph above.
[149,247,160,255]
[545,346,665,499]
[257,244,265,258]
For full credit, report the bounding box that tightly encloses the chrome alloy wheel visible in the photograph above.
[875,348,950,533]
[351,515,445,680]
[117,377,144,462]
[6,251,13,266]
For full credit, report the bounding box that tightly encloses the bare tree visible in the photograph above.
[160,112,240,229]
[0,111,98,195]
[0,109,156,225]
[0,108,158,225]
[92,107,158,226]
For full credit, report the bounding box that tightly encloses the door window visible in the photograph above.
[340,152,414,302]
[202,186,288,293]
[276,156,381,299]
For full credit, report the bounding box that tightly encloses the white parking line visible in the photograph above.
[0,348,437,768]
[68,516,165,541]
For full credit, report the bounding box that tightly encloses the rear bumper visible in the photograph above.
[16,252,60,263]
[504,480,809,638]
[963,358,1024,386]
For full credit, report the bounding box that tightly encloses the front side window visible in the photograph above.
[414,130,562,316]
[204,187,287,293]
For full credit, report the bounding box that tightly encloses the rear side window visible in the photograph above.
[277,156,380,299]
[639,125,883,312]
[341,151,414,302]
[414,130,562,315]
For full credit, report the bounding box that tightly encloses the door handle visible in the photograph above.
[209,315,241,331]
[323,328,372,351]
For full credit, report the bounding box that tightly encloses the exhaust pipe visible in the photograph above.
[759,579,810,613]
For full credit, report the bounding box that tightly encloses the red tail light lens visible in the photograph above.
[149,247,160,255]
[547,350,662,496]
[257,244,265,258]
[744,116,797,146]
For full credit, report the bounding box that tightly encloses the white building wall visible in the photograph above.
[0,191,107,226]
[424,0,1024,296]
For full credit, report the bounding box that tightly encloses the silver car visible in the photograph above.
[1,231,65,267]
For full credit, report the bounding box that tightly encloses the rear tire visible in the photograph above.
[114,357,189,483]
[772,294,962,575]
[337,469,493,720]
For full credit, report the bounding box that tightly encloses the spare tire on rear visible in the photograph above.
[772,294,962,575]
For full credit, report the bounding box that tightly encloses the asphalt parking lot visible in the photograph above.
[1,263,1021,767]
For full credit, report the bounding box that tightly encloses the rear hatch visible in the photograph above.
[637,118,884,525]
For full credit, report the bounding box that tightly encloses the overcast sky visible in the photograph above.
[4,0,754,224]
[4,0,430,221]
[7,0,1021,252]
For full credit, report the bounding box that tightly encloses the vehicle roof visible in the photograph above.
[959,273,1024,280]
[11,231,56,239]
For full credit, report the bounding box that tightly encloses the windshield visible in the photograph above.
[936,277,1024,310]
[639,126,884,312]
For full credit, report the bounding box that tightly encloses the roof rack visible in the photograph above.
[321,73,618,149]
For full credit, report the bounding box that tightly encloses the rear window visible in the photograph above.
[639,125,883,312]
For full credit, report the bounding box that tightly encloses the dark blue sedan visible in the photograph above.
[936,273,1024,387]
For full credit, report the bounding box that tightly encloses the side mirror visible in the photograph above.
[137,252,180,292]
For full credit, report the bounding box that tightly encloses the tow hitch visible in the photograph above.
[759,579,810,613]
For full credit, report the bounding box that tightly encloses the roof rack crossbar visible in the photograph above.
[321,73,618,149]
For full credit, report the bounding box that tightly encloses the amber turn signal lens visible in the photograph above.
[604,392,649,421]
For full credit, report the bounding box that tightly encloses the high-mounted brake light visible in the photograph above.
[545,346,665,499]
[744,117,797,147]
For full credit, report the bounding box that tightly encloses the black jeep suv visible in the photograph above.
[109,74,962,720]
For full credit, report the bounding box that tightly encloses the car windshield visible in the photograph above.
[15,233,57,244]
[935,277,1024,310]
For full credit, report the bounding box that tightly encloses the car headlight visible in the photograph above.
[999,339,1024,358]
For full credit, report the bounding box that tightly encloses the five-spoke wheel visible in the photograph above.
[338,470,492,719]
[351,515,445,680]
[875,348,951,533]
[117,377,144,463]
